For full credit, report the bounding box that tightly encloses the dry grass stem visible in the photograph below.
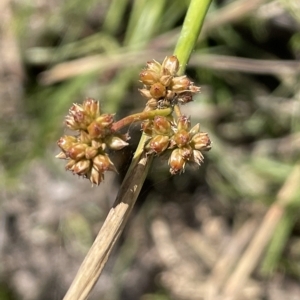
[223,165,300,299]
[40,52,300,85]
[190,55,300,75]
[206,219,259,299]
[63,152,152,300]
[39,50,163,84]
[204,0,266,31]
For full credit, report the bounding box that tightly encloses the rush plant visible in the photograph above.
[60,0,212,299]
[56,55,211,184]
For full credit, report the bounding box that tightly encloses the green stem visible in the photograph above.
[174,0,212,75]
[173,0,212,116]
[112,107,172,132]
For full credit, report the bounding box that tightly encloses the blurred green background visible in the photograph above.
[1,0,300,299]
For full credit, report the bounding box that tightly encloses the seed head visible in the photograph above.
[150,82,167,99]
[82,98,100,119]
[140,56,200,109]
[172,129,190,148]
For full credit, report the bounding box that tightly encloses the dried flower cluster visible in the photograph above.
[56,55,211,185]
[139,55,200,110]
[56,98,128,185]
[143,115,211,174]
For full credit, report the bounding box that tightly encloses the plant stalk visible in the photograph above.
[112,107,172,131]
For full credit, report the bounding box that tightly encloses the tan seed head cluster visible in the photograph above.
[143,115,211,174]
[56,98,128,185]
[139,55,200,110]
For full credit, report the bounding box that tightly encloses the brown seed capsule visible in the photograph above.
[168,148,185,175]
[95,114,114,129]
[153,116,172,135]
[65,159,76,171]
[89,166,104,186]
[69,104,92,127]
[65,100,102,131]
[147,135,170,154]
[85,146,98,160]
[57,136,77,152]
[93,154,109,172]
[93,154,117,173]
[162,56,179,76]
[67,143,88,160]
[159,75,173,87]
[73,159,91,175]
[171,76,190,93]
[172,129,190,148]
[191,132,211,151]
[177,116,191,131]
[180,146,193,160]
[139,70,159,85]
[87,121,105,138]
[150,82,166,99]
